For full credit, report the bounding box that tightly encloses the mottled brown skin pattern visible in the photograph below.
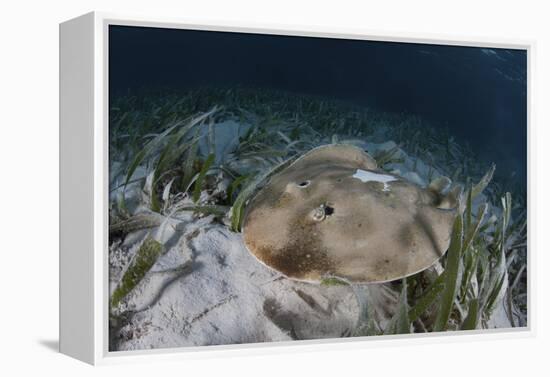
[242,144,459,283]
[244,195,336,280]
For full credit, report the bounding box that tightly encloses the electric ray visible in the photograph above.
[242,144,461,283]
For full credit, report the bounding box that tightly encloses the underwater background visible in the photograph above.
[109,25,527,188]
[108,25,527,351]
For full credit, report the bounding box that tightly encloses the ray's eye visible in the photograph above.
[297,180,311,188]
[311,203,334,222]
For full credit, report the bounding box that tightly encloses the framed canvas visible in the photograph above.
[59,12,533,365]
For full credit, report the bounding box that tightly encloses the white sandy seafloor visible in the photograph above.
[109,120,515,351]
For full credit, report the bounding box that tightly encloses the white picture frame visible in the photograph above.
[59,11,534,365]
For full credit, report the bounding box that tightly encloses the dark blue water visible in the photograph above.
[109,25,527,189]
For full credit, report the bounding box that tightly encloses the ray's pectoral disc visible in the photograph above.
[242,144,460,283]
